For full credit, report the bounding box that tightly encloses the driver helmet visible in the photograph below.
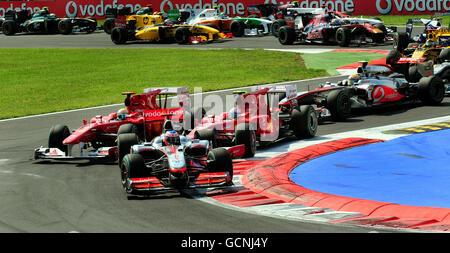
[41,7,50,15]
[227,107,241,120]
[163,130,180,146]
[117,107,128,120]
[425,39,435,47]
[331,18,340,25]
[347,74,360,85]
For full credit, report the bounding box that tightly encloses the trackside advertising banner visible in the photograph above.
[1,0,449,18]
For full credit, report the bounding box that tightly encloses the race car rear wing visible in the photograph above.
[251,84,297,100]
[143,86,189,95]
[144,87,190,109]
[285,7,325,15]
[406,17,441,39]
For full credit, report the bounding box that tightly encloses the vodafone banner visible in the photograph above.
[0,0,449,19]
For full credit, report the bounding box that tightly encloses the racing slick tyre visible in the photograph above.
[184,107,206,131]
[386,49,401,66]
[45,20,60,34]
[121,154,148,194]
[207,147,233,184]
[2,20,16,35]
[111,27,128,44]
[278,26,295,45]
[289,105,318,139]
[418,76,445,105]
[86,17,97,33]
[393,32,409,52]
[58,19,73,35]
[235,124,257,158]
[335,27,351,47]
[373,23,387,33]
[194,129,217,148]
[327,89,352,121]
[372,31,385,44]
[437,48,450,63]
[230,20,245,37]
[373,23,387,44]
[117,133,139,166]
[117,123,139,136]
[48,124,71,154]
[408,65,422,83]
[271,19,286,37]
[103,18,114,34]
[175,27,191,44]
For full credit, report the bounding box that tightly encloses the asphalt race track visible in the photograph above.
[1,28,450,234]
[0,30,395,50]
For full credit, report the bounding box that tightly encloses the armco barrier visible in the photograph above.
[1,0,448,19]
[241,138,450,231]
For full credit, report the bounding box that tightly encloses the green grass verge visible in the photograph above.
[0,48,325,119]
[0,48,384,120]
[301,51,385,75]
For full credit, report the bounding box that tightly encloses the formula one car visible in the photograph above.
[184,8,273,36]
[386,28,450,82]
[277,9,395,47]
[393,12,449,52]
[2,8,97,35]
[34,87,190,162]
[111,21,227,44]
[187,85,318,157]
[269,7,325,37]
[288,62,445,122]
[103,5,156,34]
[119,128,237,195]
[104,5,165,35]
[2,8,59,35]
[57,17,97,34]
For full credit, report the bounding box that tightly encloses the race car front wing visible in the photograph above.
[34,145,117,161]
[126,171,232,193]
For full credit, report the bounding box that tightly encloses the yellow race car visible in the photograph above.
[103,6,165,34]
[387,28,450,82]
[111,23,228,44]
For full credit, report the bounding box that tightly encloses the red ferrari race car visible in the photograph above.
[186,85,318,158]
[33,87,190,162]
[284,61,446,122]
[117,116,245,196]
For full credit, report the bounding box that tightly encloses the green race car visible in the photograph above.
[2,8,59,35]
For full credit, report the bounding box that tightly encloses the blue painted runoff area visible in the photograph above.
[290,129,450,208]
